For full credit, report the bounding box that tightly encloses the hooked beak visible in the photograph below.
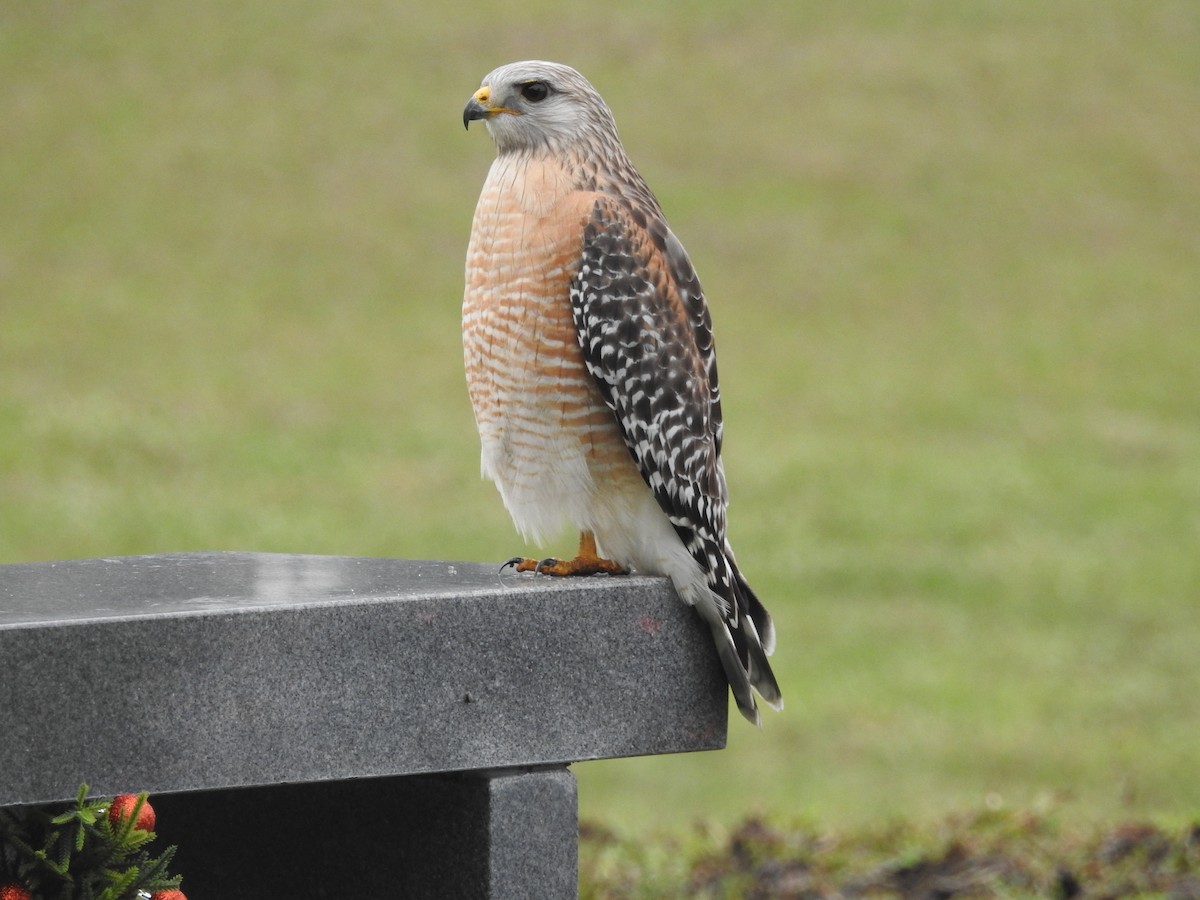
[463,85,515,130]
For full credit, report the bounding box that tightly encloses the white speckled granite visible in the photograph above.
[1,552,725,802]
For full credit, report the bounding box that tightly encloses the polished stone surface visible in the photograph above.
[0,551,632,624]
[0,552,726,806]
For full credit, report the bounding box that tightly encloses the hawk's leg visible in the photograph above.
[503,531,627,576]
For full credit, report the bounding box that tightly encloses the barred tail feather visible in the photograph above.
[710,617,762,727]
[731,559,776,655]
[733,571,781,709]
[741,614,783,711]
[679,576,781,727]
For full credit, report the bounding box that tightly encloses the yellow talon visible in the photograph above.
[502,531,626,577]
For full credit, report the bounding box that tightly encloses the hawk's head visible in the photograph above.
[463,60,619,155]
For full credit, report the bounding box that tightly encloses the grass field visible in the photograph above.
[3,2,1198,837]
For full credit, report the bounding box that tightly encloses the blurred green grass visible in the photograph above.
[2,2,1198,833]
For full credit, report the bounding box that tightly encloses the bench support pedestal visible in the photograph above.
[153,766,578,900]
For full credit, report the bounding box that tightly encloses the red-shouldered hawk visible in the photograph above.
[463,60,781,726]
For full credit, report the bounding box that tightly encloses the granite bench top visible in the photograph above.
[0,552,726,806]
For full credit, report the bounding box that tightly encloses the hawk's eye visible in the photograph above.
[520,81,550,103]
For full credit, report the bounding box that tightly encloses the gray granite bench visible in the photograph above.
[0,552,726,899]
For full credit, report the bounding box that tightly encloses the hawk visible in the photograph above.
[462,60,782,725]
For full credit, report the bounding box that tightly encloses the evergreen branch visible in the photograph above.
[95,866,139,900]
[0,786,186,900]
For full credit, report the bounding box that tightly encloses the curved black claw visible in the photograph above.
[500,556,525,573]
[534,557,560,575]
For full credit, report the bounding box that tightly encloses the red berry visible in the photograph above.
[107,793,156,832]
[0,885,32,900]
[150,891,188,900]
